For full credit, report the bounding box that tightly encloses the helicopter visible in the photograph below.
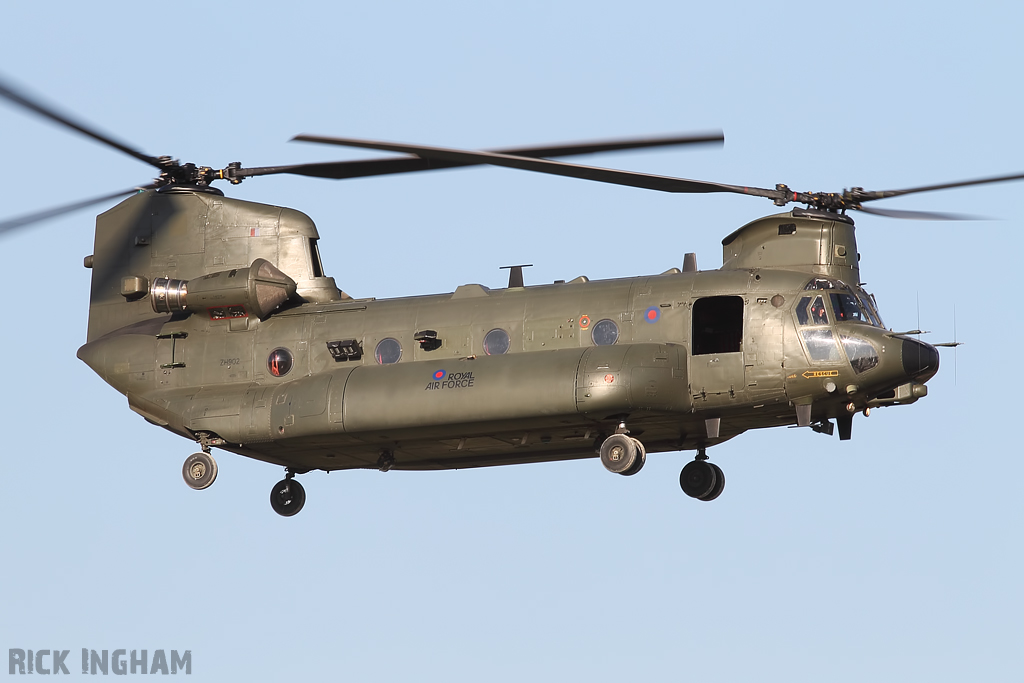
[4,79,1022,517]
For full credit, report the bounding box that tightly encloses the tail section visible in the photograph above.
[85,187,342,343]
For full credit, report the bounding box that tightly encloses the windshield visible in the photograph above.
[830,292,867,323]
[803,278,883,327]
[854,287,884,327]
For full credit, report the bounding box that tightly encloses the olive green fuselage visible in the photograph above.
[77,189,936,473]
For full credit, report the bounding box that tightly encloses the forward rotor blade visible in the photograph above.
[241,131,725,181]
[288,135,772,198]
[856,171,1024,202]
[853,205,983,221]
[238,157,461,180]
[0,185,154,236]
[0,76,166,171]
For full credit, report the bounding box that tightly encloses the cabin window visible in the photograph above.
[268,348,294,377]
[591,319,619,346]
[375,338,402,364]
[483,328,511,355]
[692,296,743,355]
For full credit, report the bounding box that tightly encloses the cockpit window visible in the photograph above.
[801,329,842,362]
[805,277,835,290]
[830,292,866,323]
[805,277,854,291]
[855,288,883,327]
[796,296,810,325]
[810,296,828,324]
[855,293,878,325]
[841,335,880,374]
[806,278,884,327]
[796,295,829,325]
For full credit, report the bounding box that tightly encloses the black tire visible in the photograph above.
[182,452,218,490]
[270,478,306,517]
[599,434,638,474]
[699,463,725,501]
[619,438,647,476]
[679,460,716,499]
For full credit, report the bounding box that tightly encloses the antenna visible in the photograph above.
[500,264,533,288]
[934,303,964,383]
[916,291,921,340]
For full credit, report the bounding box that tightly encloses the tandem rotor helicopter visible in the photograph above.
[4,78,1022,516]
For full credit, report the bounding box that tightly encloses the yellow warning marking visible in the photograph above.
[802,370,839,378]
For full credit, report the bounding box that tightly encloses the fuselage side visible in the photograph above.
[77,190,938,472]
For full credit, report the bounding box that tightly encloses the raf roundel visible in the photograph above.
[433,369,446,381]
[644,306,661,323]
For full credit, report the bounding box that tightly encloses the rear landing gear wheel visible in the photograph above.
[620,438,646,476]
[182,452,218,490]
[702,463,725,501]
[600,434,639,474]
[270,478,306,517]
[679,458,725,501]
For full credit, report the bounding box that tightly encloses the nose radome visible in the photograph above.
[902,338,940,380]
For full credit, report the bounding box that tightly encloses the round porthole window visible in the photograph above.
[592,319,619,346]
[483,328,511,355]
[268,348,293,377]
[375,338,403,364]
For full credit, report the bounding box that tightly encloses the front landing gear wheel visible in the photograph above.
[600,434,639,474]
[679,459,725,501]
[270,478,306,517]
[620,438,646,476]
[182,452,218,490]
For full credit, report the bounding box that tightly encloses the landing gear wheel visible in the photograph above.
[701,463,725,501]
[619,438,647,476]
[270,478,306,517]
[182,452,218,490]
[600,433,638,474]
[679,459,722,500]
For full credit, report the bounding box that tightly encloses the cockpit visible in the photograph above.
[801,277,884,327]
[794,277,884,374]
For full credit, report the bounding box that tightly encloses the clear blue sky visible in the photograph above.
[1,2,1022,681]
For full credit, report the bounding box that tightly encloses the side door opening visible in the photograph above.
[689,295,746,407]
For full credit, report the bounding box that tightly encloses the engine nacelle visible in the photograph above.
[151,258,296,319]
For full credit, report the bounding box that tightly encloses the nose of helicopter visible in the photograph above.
[901,337,940,382]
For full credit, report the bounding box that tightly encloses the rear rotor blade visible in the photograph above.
[0,185,155,236]
[0,76,166,171]
[288,134,772,197]
[855,171,1024,202]
[852,205,984,221]
[240,131,725,181]
[491,131,725,157]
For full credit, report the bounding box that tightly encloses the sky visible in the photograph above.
[1,2,1022,681]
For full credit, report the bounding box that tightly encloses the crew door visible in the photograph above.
[688,295,746,408]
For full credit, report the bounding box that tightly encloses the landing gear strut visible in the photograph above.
[182,452,218,490]
[270,470,306,517]
[679,449,725,501]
